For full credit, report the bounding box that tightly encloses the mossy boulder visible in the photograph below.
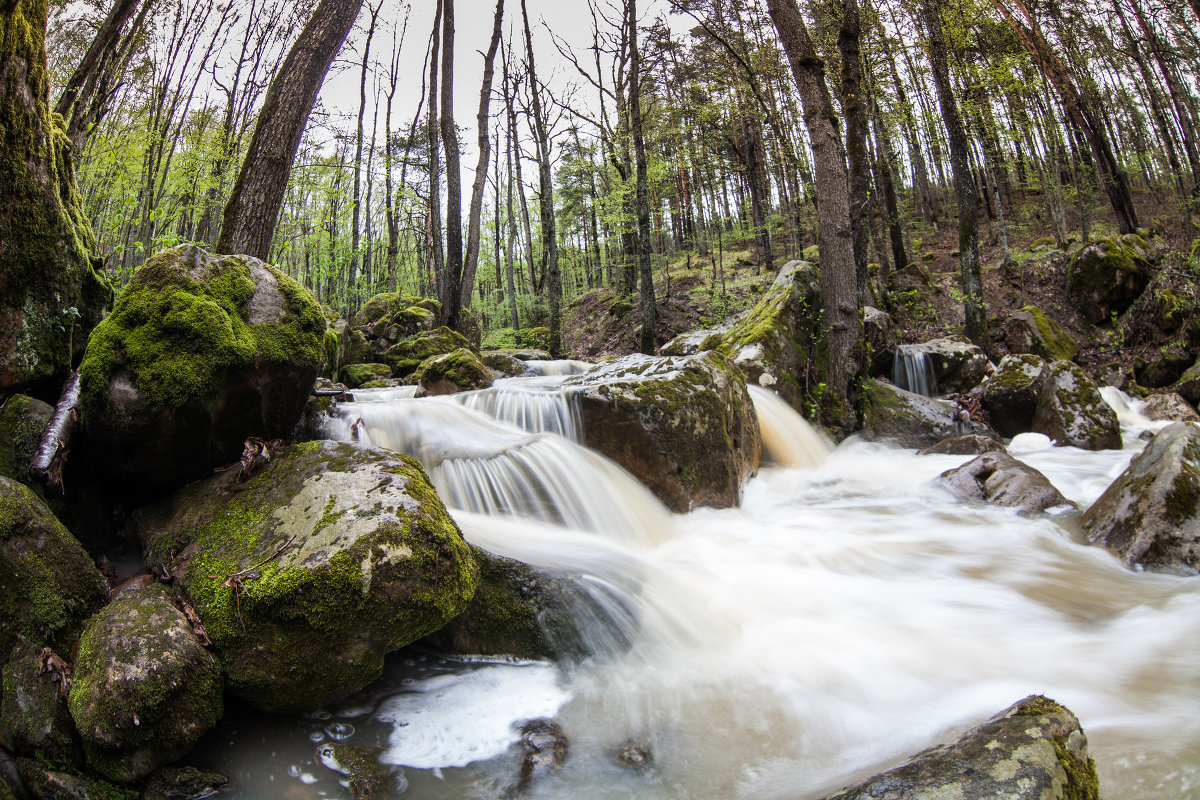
[481,351,529,378]
[1003,306,1078,362]
[67,585,222,782]
[715,260,822,414]
[422,545,617,661]
[0,0,112,396]
[1175,357,1200,405]
[1032,361,1121,450]
[126,440,478,713]
[1140,392,1200,422]
[1065,234,1154,324]
[914,337,990,395]
[820,695,1099,800]
[1135,345,1194,389]
[1,641,84,770]
[352,292,439,341]
[862,306,900,377]
[381,326,470,377]
[320,318,352,381]
[340,362,392,389]
[0,477,109,658]
[1081,422,1200,573]
[937,452,1075,514]
[78,244,325,499]
[316,742,397,800]
[981,354,1050,438]
[564,351,761,512]
[0,394,52,485]
[859,379,992,449]
[415,348,494,396]
[13,758,136,800]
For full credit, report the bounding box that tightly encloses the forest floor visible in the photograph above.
[563,189,1198,382]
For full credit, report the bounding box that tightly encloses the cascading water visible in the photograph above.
[196,381,1200,800]
[749,384,833,468]
[892,344,937,396]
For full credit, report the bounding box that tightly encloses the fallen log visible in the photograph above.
[29,369,82,495]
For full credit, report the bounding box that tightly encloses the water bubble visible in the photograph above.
[309,731,325,743]
[325,722,355,741]
[401,678,415,686]
[287,765,302,778]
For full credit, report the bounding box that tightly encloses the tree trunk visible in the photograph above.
[921,0,988,350]
[460,0,505,310]
[628,0,657,355]
[441,0,465,330]
[766,0,861,414]
[1,0,112,394]
[838,0,871,306]
[218,0,364,260]
[350,2,381,312]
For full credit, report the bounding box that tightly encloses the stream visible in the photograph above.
[190,369,1200,799]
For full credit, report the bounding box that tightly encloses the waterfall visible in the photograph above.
[523,359,593,376]
[325,395,671,548]
[452,379,583,442]
[893,344,937,396]
[748,384,833,468]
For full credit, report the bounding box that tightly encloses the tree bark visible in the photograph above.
[838,0,871,306]
[350,2,382,311]
[921,0,988,350]
[460,0,505,310]
[217,0,364,260]
[766,0,861,412]
[628,0,657,355]
[441,0,465,330]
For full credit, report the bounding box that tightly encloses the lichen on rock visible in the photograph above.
[1031,361,1121,450]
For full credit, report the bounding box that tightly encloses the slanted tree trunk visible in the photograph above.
[766,0,861,416]
[350,1,382,312]
[1,0,112,394]
[218,0,365,260]
[460,0,505,311]
[921,0,988,351]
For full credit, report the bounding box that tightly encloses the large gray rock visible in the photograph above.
[68,585,222,782]
[937,451,1075,514]
[1032,361,1122,450]
[1140,392,1200,423]
[860,380,992,449]
[915,337,990,395]
[1003,305,1078,362]
[981,354,1049,438]
[1174,358,1200,405]
[1,641,84,770]
[415,348,494,396]
[1081,422,1200,572]
[0,477,110,659]
[820,696,1099,800]
[78,244,326,500]
[564,351,760,512]
[862,306,899,377]
[128,440,478,713]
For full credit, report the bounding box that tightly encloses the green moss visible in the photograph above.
[0,394,52,483]
[383,327,469,376]
[518,327,551,350]
[1019,306,1078,362]
[415,348,493,393]
[1165,440,1200,523]
[79,246,323,416]
[481,327,519,350]
[340,362,392,388]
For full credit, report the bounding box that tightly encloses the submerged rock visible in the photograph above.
[937,451,1075,514]
[68,585,222,782]
[820,695,1099,800]
[980,354,1049,438]
[128,440,478,713]
[0,477,110,658]
[78,244,325,499]
[1065,233,1155,324]
[564,351,760,512]
[1081,422,1200,573]
[316,742,394,800]
[859,380,991,449]
[517,718,568,793]
[1003,305,1078,362]
[917,435,1005,456]
[1032,361,1121,450]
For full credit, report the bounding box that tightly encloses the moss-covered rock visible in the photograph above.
[981,354,1049,438]
[859,379,992,449]
[126,440,478,713]
[1135,345,1194,389]
[0,0,112,397]
[340,362,392,389]
[0,477,109,658]
[1,641,84,770]
[480,351,529,378]
[564,351,761,512]
[78,244,325,499]
[1003,306,1078,362]
[0,394,52,485]
[937,452,1075,514]
[415,348,493,396]
[1065,234,1154,324]
[381,326,470,377]
[14,758,137,800]
[67,585,222,782]
[140,766,229,800]
[820,695,1099,800]
[1081,422,1200,573]
[316,742,396,800]
[1032,361,1121,450]
[1175,357,1200,405]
